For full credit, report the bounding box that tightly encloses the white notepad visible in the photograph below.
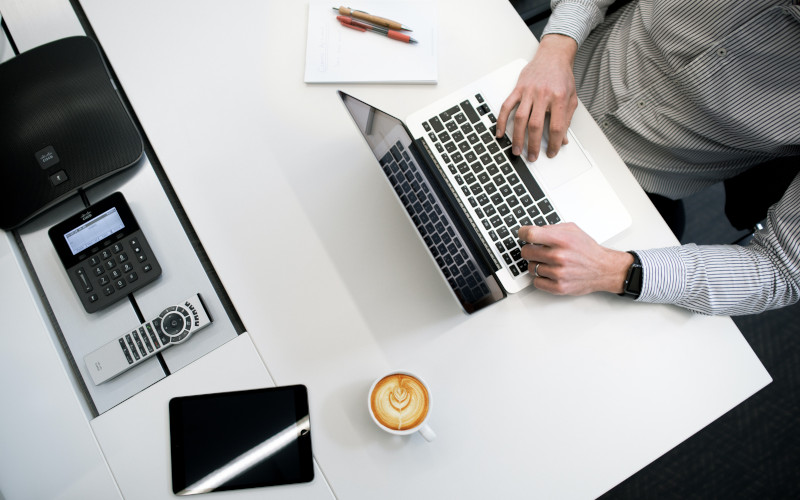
[304,0,438,83]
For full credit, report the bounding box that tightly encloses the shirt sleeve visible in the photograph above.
[634,172,800,316]
[541,0,616,46]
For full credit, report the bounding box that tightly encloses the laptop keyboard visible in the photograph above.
[379,142,493,305]
[423,93,561,278]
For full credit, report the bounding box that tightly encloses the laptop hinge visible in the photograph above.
[412,138,501,274]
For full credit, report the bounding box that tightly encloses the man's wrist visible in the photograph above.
[538,33,579,66]
[605,249,634,294]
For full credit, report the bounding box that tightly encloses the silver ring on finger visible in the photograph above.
[533,262,541,278]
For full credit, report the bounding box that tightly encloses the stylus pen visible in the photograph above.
[337,16,418,44]
[333,6,412,31]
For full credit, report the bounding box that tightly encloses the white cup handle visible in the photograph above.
[418,423,436,442]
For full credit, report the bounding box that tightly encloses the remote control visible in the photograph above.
[84,294,212,385]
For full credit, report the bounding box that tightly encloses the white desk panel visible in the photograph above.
[0,0,84,52]
[90,333,335,500]
[15,156,241,414]
[16,186,166,415]
[79,0,772,498]
[0,231,121,500]
[0,16,15,62]
[83,157,239,375]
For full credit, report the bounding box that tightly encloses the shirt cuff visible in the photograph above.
[541,1,608,47]
[633,247,687,304]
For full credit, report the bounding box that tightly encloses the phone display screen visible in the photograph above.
[63,207,125,255]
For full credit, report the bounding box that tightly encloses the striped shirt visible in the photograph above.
[543,0,800,315]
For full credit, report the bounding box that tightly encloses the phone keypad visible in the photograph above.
[69,230,161,313]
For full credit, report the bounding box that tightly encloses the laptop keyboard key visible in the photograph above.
[460,100,481,124]
[440,105,461,122]
[538,199,554,215]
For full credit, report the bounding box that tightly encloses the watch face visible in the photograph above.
[626,265,643,297]
[621,252,643,298]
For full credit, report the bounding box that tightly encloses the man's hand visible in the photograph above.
[496,34,579,162]
[519,223,633,295]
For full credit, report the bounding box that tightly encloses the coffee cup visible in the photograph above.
[368,371,436,442]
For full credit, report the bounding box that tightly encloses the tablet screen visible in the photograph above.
[169,385,314,495]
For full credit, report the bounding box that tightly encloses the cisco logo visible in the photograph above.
[34,145,60,169]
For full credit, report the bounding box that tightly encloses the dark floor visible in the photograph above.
[509,2,800,497]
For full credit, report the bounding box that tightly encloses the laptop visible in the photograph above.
[339,59,631,313]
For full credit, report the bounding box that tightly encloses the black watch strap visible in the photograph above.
[619,251,643,299]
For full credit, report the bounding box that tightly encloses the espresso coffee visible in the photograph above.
[369,373,429,431]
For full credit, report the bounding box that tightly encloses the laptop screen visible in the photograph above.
[339,91,505,313]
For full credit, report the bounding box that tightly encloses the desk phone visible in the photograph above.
[49,192,162,313]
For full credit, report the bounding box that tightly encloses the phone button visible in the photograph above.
[49,170,69,186]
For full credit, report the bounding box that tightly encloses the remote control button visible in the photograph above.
[181,314,191,334]
[153,318,170,345]
[146,323,161,349]
[132,331,146,357]
[139,327,154,353]
[162,312,187,336]
[125,334,139,360]
[119,339,133,364]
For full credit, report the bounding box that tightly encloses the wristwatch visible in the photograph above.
[619,251,643,299]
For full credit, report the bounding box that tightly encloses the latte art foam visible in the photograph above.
[370,374,429,431]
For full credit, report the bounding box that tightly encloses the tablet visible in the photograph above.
[169,385,314,495]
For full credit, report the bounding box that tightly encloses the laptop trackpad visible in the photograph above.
[529,133,593,190]
[510,116,592,190]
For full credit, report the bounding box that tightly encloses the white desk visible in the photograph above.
[1,0,772,498]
